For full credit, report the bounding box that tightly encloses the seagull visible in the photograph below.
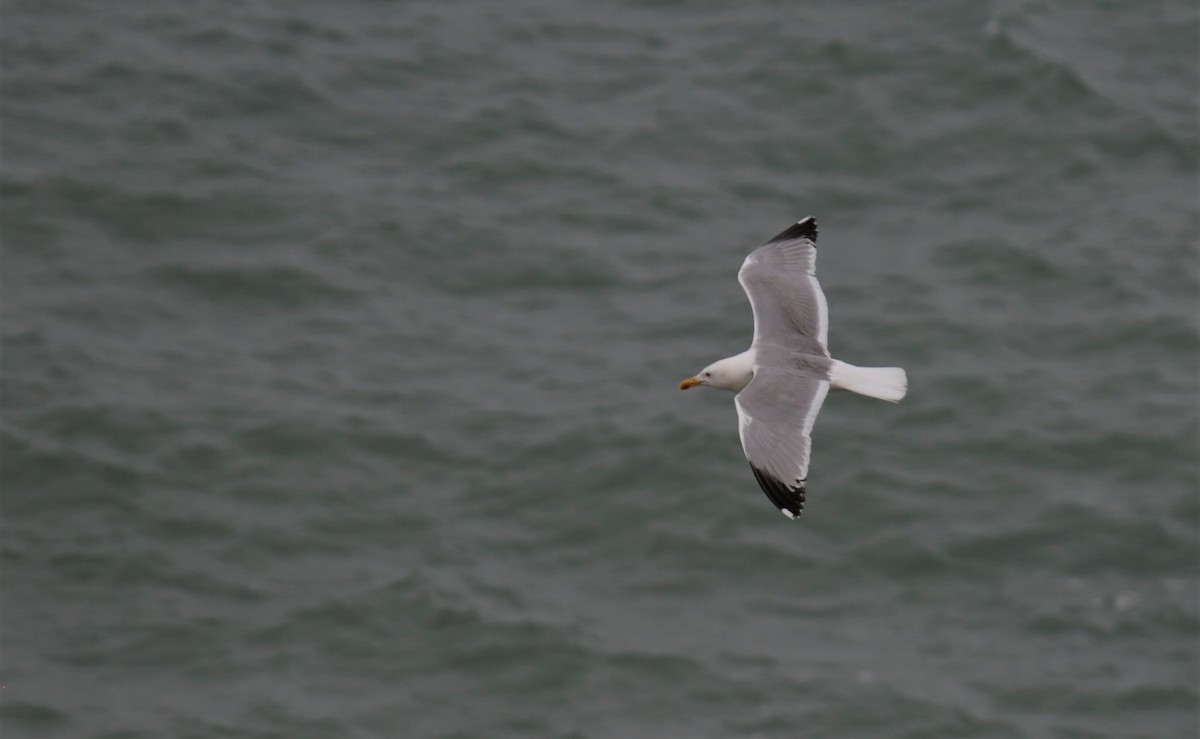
[679,217,907,519]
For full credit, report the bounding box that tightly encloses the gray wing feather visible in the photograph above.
[735,368,830,516]
[737,220,829,357]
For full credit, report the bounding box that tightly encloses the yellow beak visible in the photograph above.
[679,377,704,390]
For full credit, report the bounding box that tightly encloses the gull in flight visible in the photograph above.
[679,217,907,519]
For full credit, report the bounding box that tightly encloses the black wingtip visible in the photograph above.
[765,216,817,245]
[750,465,806,520]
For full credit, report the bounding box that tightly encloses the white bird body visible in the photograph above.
[680,217,907,519]
[692,349,907,402]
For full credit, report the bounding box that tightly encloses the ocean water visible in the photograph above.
[2,1,1197,737]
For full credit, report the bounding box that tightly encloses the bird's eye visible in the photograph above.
[704,372,711,377]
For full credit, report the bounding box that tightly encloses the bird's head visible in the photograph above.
[680,354,754,393]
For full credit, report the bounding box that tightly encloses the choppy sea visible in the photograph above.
[3,1,1197,737]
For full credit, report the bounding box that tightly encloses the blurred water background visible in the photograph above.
[3,1,1198,737]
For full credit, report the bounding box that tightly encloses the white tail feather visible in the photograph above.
[829,361,907,403]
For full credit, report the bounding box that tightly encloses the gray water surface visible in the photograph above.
[3,1,1198,737]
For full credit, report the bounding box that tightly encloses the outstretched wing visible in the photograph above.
[734,367,830,519]
[737,216,829,357]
